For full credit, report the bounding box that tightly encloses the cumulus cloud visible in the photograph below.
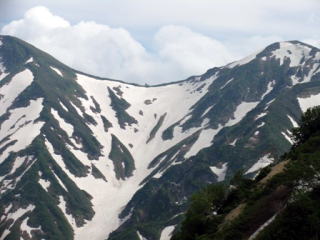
[2,5,317,84]
[1,6,238,84]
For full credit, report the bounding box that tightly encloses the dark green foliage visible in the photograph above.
[161,122,179,141]
[101,115,113,132]
[256,191,320,240]
[90,96,101,113]
[108,87,137,128]
[109,134,135,179]
[291,105,320,145]
[172,185,226,240]
[91,164,107,182]
[172,106,320,240]
[147,113,166,143]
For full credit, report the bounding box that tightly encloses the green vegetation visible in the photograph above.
[109,134,135,180]
[171,106,320,240]
[147,113,166,143]
[101,115,113,132]
[108,87,137,128]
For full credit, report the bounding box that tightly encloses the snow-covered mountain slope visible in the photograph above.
[0,35,320,240]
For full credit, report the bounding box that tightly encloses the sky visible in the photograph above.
[0,0,319,84]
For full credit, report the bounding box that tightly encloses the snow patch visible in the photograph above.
[71,72,217,239]
[220,78,233,89]
[210,162,228,182]
[281,131,293,144]
[298,93,320,112]
[0,69,34,116]
[249,214,277,240]
[58,196,77,227]
[38,176,51,191]
[0,98,44,164]
[50,66,63,77]
[257,122,265,128]
[201,105,214,117]
[160,225,175,240]
[287,115,298,128]
[185,126,222,159]
[271,42,311,67]
[20,217,41,238]
[261,81,274,99]
[59,101,69,112]
[246,154,274,174]
[51,170,68,192]
[229,138,238,146]
[25,57,34,64]
[226,101,259,127]
[51,108,74,137]
[1,205,35,239]
[137,231,147,240]
[9,156,28,175]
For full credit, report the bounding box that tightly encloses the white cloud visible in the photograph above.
[1,6,237,84]
[1,4,319,84]
[155,26,234,75]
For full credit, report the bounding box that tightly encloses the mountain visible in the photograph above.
[171,106,320,240]
[0,35,319,240]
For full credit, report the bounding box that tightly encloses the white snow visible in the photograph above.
[0,205,35,240]
[185,126,222,159]
[0,71,9,82]
[0,98,44,164]
[257,122,265,128]
[0,69,34,116]
[51,109,74,137]
[137,231,147,240]
[59,101,69,112]
[255,112,267,120]
[290,62,319,86]
[249,214,277,240]
[261,81,274,99]
[264,99,275,111]
[210,162,228,182]
[0,157,37,195]
[220,78,233,89]
[201,105,214,117]
[287,115,299,128]
[271,42,311,67]
[58,196,77,227]
[298,93,320,112]
[0,55,8,81]
[9,156,27,175]
[51,169,68,192]
[159,225,175,240]
[25,57,34,64]
[229,138,238,146]
[38,177,51,191]
[291,75,300,86]
[246,154,274,174]
[20,217,41,238]
[50,66,63,77]
[281,131,293,144]
[50,73,217,240]
[226,101,259,127]
[69,101,83,117]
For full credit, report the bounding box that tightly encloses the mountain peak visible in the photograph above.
[226,40,319,69]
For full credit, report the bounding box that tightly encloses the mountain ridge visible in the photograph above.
[0,35,320,240]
